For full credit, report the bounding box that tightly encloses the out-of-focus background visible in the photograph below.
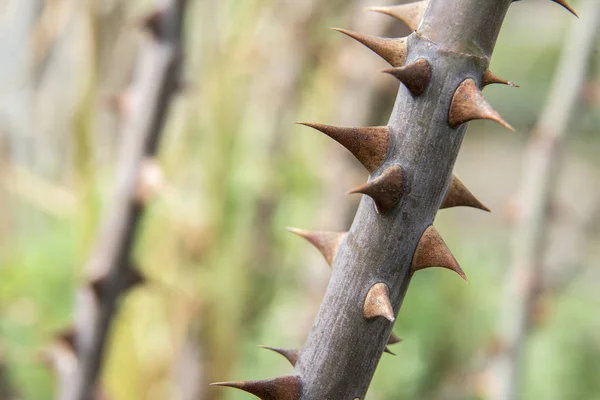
[0,0,599,399]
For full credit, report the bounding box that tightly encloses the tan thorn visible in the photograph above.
[56,327,77,352]
[381,59,432,96]
[259,346,300,367]
[412,226,468,282]
[348,166,405,214]
[483,69,519,88]
[135,158,165,205]
[388,332,404,345]
[286,228,347,268]
[103,91,132,117]
[513,0,578,17]
[211,375,302,400]
[364,283,395,322]
[552,0,578,16]
[441,175,490,212]
[332,28,407,67]
[449,79,514,131]
[297,122,390,173]
[367,1,428,31]
[384,346,397,356]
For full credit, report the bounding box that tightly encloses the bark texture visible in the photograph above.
[295,1,511,398]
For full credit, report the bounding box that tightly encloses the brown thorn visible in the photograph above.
[367,1,428,31]
[211,376,302,400]
[441,175,491,212]
[286,228,347,268]
[412,226,468,282]
[552,0,579,17]
[388,332,404,345]
[483,69,519,88]
[381,59,432,96]
[512,0,578,17]
[348,166,405,214]
[384,347,397,356]
[56,327,77,352]
[331,28,408,67]
[449,79,514,131]
[296,122,390,173]
[140,8,165,38]
[364,283,395,322]
[258,346,300,367]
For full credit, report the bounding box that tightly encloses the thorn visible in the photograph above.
[388,332,403,345]
[384,347,396,356]
[514,0,578,17]
[56,327,77,352]
[140,8,165,38]
[258,346,300,367]
[348,166,405,214]
[412,226,468,282]
[448,79,514,131]
[364,283,395,322]
[135,158,165,205]
[286,228,347,268]
[89,264,145,299]
[441,175,490,212]
[482,69,519,88]
[296,122,390,173]
[211,376,302,400]
[367,1,428,31]
[381,59,432,96]
[551,0,579,17]
[332,28,408,67]
[103,91,132,117]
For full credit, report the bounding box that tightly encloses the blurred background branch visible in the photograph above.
[485,1,600,399]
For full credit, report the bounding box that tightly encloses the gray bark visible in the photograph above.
[295,1,513,398]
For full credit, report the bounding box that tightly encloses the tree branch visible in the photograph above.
[63,1,188,399]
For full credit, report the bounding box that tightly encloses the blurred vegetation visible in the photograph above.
[0,0,599,399]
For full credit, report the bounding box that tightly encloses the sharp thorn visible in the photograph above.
[258,346,300,367]
[388,332,404,345]
[384,346,397,356]
[381,59,432,96]
[512,0,578,18]
[331,28,408,67]
[449,78,514,131]
[348,166,405,214]
[441,175,491,212]
[296,122,390,173]
[483,69,519,88]
[552,0,579,16]
[412,226,468,282]
[367,1,428,31]
[364,283,395,322]
[211,376,302,400]
[286,228,347,268]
